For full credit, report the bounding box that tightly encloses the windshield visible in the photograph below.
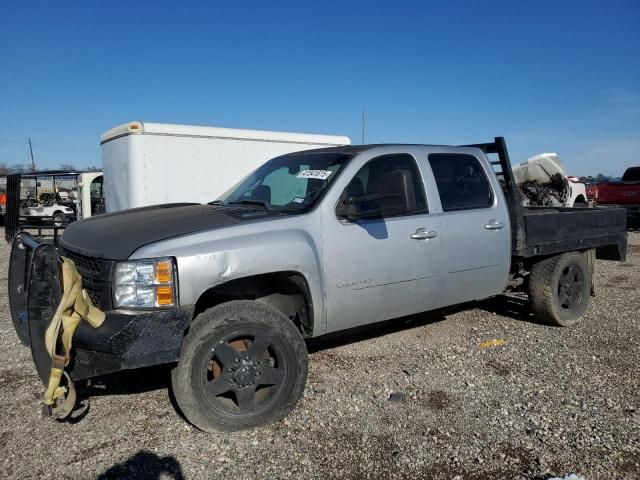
[220,152,353,213]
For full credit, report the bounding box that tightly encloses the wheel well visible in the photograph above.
[193,272,314,337]
[573,195,587,205]
[523,249,592,270]
[513,250,595,292]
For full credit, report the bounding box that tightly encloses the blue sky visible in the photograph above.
[1,0,638,175]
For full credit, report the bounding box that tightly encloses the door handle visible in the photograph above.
[411,228,438,240]
[485,219,506,230]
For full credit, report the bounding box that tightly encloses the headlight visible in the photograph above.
[113,257,177,309]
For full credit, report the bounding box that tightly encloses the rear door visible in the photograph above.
[422,150,511,306]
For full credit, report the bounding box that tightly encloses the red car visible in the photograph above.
[589,167,640,227]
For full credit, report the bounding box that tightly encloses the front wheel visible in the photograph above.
[171,300,308,432]
[528,252,591,327]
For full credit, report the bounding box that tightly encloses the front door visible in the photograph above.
[322,152,443,333]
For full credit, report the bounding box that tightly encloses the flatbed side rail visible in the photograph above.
[521,207,627,261]
[461,137,527,255]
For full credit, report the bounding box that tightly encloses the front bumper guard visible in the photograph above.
[8,233,193,386]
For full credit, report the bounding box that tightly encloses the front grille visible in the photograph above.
[60,249,103,277]
[84,283,102,306]
[58,248,114,310]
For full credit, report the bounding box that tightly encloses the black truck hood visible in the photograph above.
[60,203,280,260]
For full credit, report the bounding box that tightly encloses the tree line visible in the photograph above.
[578,174,612,182]
[0,163,101,175]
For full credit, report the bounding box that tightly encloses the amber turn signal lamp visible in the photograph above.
[156,286,174,306]
[155,261,173,284]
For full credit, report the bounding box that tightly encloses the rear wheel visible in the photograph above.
[528,252,591,327]
[52,212,67,227]
[171,300,308,432]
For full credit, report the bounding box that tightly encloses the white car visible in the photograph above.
[20,197,75,226]
[513,153,588,207]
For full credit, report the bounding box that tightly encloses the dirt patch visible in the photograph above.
[425,390,451,411]
[312,351,388,372]
[605,274,632,289]
[487,360,512,377]
[310,430,403,478]
[608,274,630,284]
[419,446,541,480]
[0,431,10,450]
[619,451,640,475]
[419,462,461,479]
[70,438,123,464]
[0,369,33,388]
[311,351,358,370]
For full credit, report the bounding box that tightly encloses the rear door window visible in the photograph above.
[428,154,493,211]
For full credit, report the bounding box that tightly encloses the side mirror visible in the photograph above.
[335,195,359,220]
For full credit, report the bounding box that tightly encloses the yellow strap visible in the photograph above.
[61,313,81,367]
[42,257,106,416]
[43,365,65,406]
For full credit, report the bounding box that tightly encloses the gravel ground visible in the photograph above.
[0,229,638,479]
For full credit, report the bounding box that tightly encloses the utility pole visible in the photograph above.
[361,108,366,145]
[28,137,36,172]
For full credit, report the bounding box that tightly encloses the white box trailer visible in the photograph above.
[100,121,351,212]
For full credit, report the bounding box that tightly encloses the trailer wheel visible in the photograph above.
[171,300,308,432]
[528,252,591,327]
[52,212,68,227]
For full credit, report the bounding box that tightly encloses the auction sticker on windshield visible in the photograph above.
[296,170,333,180]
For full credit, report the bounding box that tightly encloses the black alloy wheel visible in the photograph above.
[172,300,308,432]
[556,264,584,311]
[529,251,591,327]
[202,330,287,415]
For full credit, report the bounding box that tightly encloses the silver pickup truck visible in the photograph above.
[9,138,627,432]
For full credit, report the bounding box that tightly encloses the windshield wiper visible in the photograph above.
[207,200,225,206]
[228,199,273,210]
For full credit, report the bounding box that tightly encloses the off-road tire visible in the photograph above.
[171,300,308,432]
[529,252,591,327]
[52,212,67,227]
